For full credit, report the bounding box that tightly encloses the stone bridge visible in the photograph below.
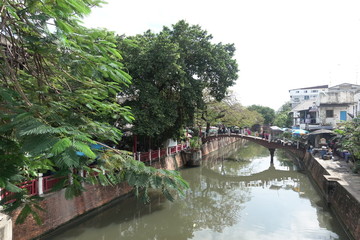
[202,134,305,162]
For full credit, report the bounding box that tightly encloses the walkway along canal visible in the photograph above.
[45,140,350,240]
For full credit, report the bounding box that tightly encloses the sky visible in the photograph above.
[83,0,360,111]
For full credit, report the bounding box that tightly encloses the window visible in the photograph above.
[312,90,318,93]
[295,91,299,93]
[294,98,300,102]
[326,110,334,118]
[304,96,309,100]
[304,90,308,93]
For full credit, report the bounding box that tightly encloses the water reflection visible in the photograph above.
[48,141,349,240]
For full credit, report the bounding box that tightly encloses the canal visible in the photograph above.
[47,141,350,240]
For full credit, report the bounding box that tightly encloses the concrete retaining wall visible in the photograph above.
[201,136,239,155]
[12,150,191,240]
[302,152,360,240]
[0,212,12,240]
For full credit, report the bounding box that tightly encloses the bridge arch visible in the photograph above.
[202,134,305,163]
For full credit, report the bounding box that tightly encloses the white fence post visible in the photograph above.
[38,173,44,196]
[149,150,152,165]
[68,168,73,185]
[158,148,161,159]
[137,152,141,161]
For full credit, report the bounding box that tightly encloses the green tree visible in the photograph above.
[0,0,188,223]
[195,92,264,132]
[273,102,292,128]
[334,118,360,173]
[118,20,239,146]
[247,105,275,125]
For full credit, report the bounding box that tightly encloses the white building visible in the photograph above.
[316,83,360,127]
[290,83,360,130]
[289,85,328,108]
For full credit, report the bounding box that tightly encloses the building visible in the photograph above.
[316,83,360,127]
[289,85,328,108]
[290,83,360,130]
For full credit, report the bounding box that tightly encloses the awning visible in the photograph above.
[270,126,283,131]
[290,100,315,112]
[308,129,336,135]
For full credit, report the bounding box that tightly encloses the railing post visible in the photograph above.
[79,168,84,178]
[166,147,169,156]
[133,152,136,160]
[158,148,161,159]
[149,149,152,165]
[68,168,73,185]
[38,173,44,196]
[137,152,141,161]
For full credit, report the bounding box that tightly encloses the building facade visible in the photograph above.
[290,83,360,130]
[289,85,328,108]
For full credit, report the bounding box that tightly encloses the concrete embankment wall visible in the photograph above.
[0,212,12,240]
[201,136,240,155]
[11,147,193,240]
[301,152,360,240]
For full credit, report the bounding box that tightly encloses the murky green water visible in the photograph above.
[47,141,349,240]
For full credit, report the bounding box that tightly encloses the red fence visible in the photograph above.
[134,143,188,162]
[0,142,189,203]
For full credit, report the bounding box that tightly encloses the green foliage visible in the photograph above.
[247,105,275,125]
[273,102,292,128]
[0,0,189,224]
[189,137,202,149]
[334,118,360,171]
[117,20,239,145]
[195,91,264,130]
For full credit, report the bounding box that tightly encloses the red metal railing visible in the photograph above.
[0,142,189,203]
[43,176,64,193]
[0,179,38,204]
[134,143,189,162]
[21,179,38,196]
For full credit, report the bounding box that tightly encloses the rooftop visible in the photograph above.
[289,85,328,92]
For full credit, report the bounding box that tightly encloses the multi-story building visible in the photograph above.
[289,85,328,108]
[290,83,360,130]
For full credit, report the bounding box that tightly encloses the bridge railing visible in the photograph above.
[202,133,306,150]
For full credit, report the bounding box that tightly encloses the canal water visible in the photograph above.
[48,141,350,240]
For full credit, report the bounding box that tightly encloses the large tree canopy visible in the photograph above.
[0,0,188,223]
[247,105,275,126]
[118,20,239,146]
[195,91,264,133]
